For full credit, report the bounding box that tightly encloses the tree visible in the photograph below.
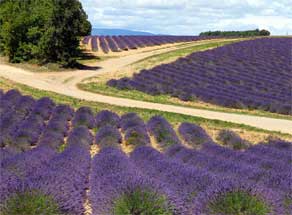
[259,29,270,36]
[199,29,271,37]
[0,0,91,66]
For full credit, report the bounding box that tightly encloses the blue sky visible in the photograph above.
[80,0,292,35]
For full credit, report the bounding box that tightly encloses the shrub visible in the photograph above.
[124,126,150,147]
[113,189,173,215]
[95,110,120,129]
[147,116,181,150]
[178,122,212,147]
[208,191,270,215]
[217,129,250,150]
[72,107,95,129]
[95,125,122,149]
[1,191,62,215]
[194,179,281,215]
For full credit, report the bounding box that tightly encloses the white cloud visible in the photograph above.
[80,0,292,35]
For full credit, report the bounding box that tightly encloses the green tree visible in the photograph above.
[259,29,270,36]
[0,0,91,66]
[199,29,271,37]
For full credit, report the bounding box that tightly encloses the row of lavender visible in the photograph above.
[1,89,291,214]
[0,90,151,153]
[0,89,74,153]
[108,38,292,115]
[0,89,249,153]
[2,128,291,214]
[83,35,214,53]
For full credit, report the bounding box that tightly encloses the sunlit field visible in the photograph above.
[0,0,291,214]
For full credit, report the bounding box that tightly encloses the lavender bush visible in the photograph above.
[120,113,144,131]
[178,122,213,147]
[95,125,122,149]
[31,97,55,120]
[67,126,93,148]
[1,146,56,179]
[217,129,251,150]
[0,89,22,114]
[72,106,95,129]
[51,104,74,121]
[193,179,283,215]
[121,113,150,147]
[147,116,181,150]
[89,147,180,215]
[131,146,217,213]
[95,110,120,129]
[26,143,91,214]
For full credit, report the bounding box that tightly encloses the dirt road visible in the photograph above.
[1,39,291,134]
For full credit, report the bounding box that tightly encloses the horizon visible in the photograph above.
[91,27,292,36]
[80,0,292,36]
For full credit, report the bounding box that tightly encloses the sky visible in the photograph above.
[80,0,292,35]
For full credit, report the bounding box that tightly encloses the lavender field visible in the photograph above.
[82,35,214,53]
[0,89,291,215]
[108,38,291,115]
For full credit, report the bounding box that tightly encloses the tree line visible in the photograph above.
[0,0,91,67]
[199,29,270,37]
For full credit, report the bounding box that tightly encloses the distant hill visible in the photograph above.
[91,28,155,36]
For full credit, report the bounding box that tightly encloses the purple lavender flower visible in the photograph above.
[46,117,70,137]
[0,148,17,164]
[131,146,217,211]
[95,125,122,148]
[0,89,3,98]
[178,122,213,147]
[32,97,55,120]
[72,106,95,129]
[192,178,284,215]
[0,169,22,205]
[51,104,74,121]
[268,140,292,151]
[90,147,183,215]
[14,95,35,115]
[95,110,120,129]
[1,89,22,110]
[147,116,181,150]
[13,114,45,148]
[167,144,266,181]
[38,130,65,149]
[120,112,144,131]
[124,125,150,147]
[217,129,250,150]
[26,143,91,215]
[246,143,292,163]
[120,113,150,147]
[1,146,56,179]
[67,126,93,148]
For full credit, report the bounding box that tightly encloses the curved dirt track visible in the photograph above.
[0,39,291,134]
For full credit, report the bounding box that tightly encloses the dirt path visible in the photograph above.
[31,38,237,85]
[0,39,291,134]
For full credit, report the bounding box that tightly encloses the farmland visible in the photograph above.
[1,32,292,214]
[82,35,215,53]
[107,38,291,115]
[0,1,291,213]
[1,89,291,214]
